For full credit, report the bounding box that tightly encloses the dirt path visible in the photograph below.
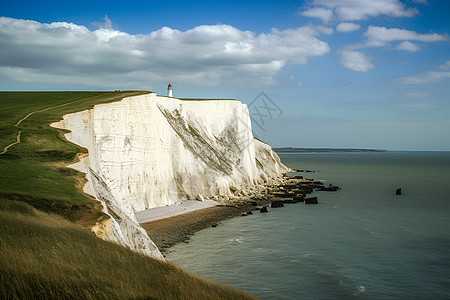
[0,93,108,155]
[0,131,22,155]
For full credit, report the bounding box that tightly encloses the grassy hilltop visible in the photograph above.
[0,91,255,300]
[0,91,149,221]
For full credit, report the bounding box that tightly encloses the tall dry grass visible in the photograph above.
[0,199,256,300]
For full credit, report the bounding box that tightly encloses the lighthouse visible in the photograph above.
[167,84,173,97]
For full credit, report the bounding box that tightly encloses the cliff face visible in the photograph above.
[52,93,289,259]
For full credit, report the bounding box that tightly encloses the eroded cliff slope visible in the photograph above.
[52,93,289,259]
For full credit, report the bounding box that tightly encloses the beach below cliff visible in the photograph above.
[139,176,335,254]
[135,200,219,223]
[140,202,261,254]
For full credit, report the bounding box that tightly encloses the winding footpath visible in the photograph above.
[0,131,22,155]
[0,93,108,155]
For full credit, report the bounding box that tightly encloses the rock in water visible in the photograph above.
[260,206,269,213]
[304,197,318,204]
[271,200,285,208]
[396,188,402,195]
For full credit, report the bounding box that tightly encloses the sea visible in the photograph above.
[166,152,450,299]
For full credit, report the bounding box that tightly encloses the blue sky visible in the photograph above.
[1,0,449,150]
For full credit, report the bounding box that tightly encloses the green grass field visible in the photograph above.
[0,91,149,221]
[0,91,255,299]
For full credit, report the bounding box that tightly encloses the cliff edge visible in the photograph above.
[51,92,289,259]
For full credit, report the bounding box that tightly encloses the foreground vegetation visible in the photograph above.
[0,198,255,299]
[0,91,255,299]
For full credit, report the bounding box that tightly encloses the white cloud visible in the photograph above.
[340,50,374,72]
[336,22,361,33]
[439,61,450,70]
[302,0,418,22]
[401,72,450,84]
[364,25,447,47]
[92,15,113,30]
[0,17,330,88]
[302,8,333,23]
[342,25,446,59]
[399,61,450,84]
[396,41,420,51]
[315,25,334,35]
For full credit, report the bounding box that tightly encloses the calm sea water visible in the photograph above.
[166,152,450,299]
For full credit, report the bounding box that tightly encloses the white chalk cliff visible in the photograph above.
[52,93,289,259]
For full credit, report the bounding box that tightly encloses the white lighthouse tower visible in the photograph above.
[167,84,173,97]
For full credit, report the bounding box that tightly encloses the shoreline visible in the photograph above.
[140,203,261,254]
[140,176,339,255]
[135,199,219,223]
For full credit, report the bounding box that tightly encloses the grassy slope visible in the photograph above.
[0,91,255,299]
[0,198,255,300]
[0,91,148,222]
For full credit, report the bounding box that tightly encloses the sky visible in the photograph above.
[1,0,449,151]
